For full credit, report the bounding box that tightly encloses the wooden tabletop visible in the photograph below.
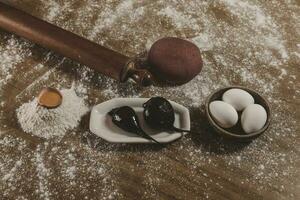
[0,0,299,199]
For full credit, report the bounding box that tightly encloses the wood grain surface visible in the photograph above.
[0,0,299,200]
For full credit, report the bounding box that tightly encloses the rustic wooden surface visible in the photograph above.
[0,0,299,200]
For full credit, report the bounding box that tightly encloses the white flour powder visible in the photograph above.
[0,0,298,199]
[16,87,89,139]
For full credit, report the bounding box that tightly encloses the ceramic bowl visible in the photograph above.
[205,86,271,141]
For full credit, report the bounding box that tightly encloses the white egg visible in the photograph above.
[209,101,238,128]
[222,88,254,111]
[241,104,267,134]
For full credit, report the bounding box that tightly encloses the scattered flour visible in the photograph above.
[34,145,51,200]
[158,6,200,31]
[88,0,134,40]
[0,36,31,89]
[16,86,89,139]
[0,0,299,199]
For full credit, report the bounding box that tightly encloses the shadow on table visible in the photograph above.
[80,132,166,153]
[187,105,252,155]
[79,105,252,155]
[79,111,166,153]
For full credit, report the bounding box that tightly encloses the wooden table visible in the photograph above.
[0,0,299,199]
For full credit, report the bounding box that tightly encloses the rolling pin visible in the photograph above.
[0,2,153,86]
[0,2,203,86]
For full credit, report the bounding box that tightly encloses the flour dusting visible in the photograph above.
[0,0,299,199]
[16,86,89,139]
[0,36,31,89]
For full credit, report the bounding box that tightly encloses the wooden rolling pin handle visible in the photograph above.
[121,60,153,86]
[0,2,152,85]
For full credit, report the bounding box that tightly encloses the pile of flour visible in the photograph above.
[16,87,89,139]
